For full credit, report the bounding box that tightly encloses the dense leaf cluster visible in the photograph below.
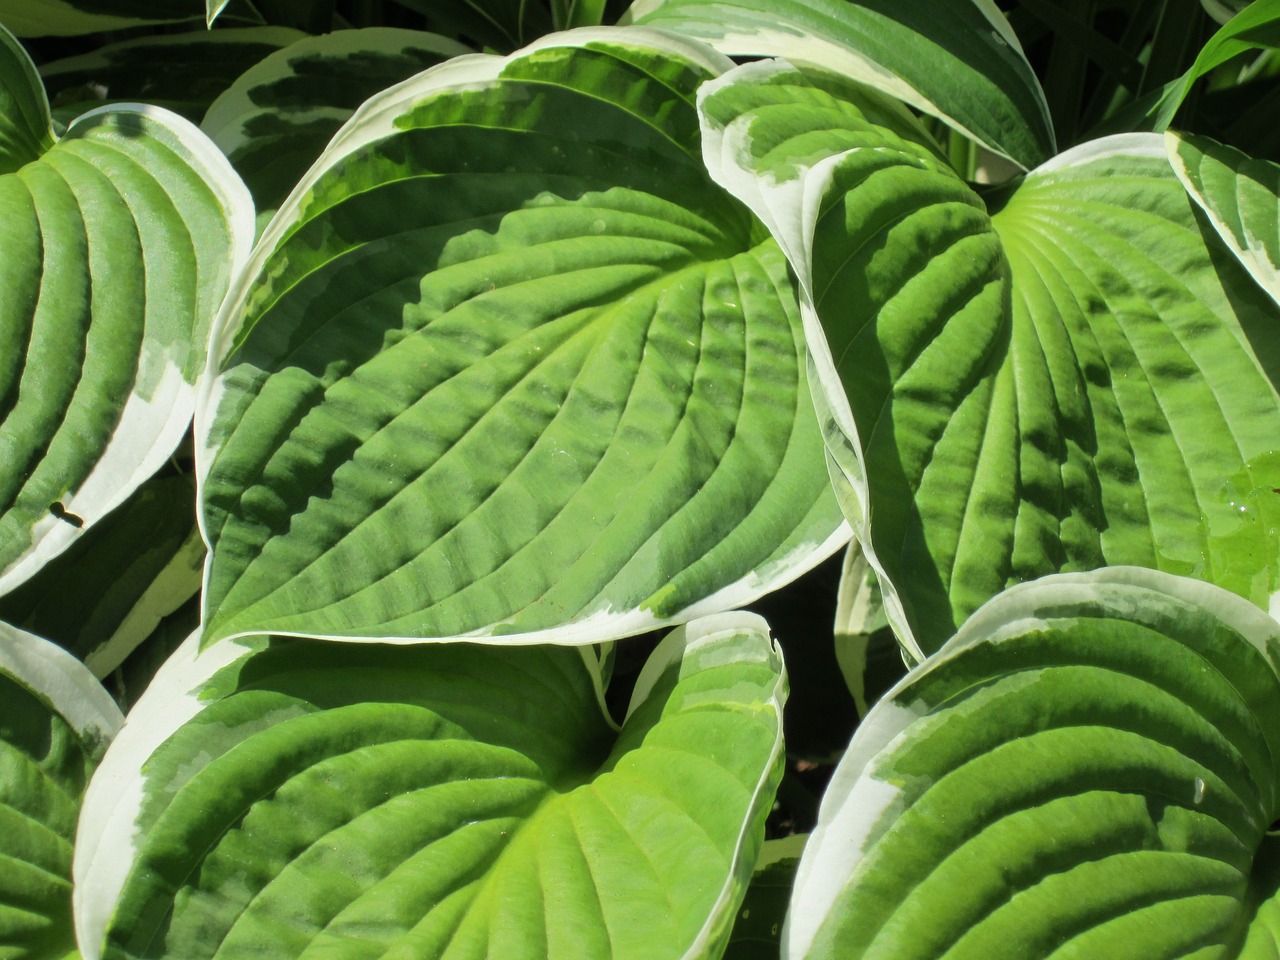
[2,0,1280,958]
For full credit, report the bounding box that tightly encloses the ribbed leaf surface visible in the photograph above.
[0,23,253,598]
[75,613,785,960]
[0,622,122,959]
[625,0,1054,169]
[787,568,1280,960]
[700,62,1280,658]
[1170,131,1280,309]
[201,28,469,223]
[199,29,845,646]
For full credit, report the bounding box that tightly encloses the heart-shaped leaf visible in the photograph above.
[700,60,1280,658]
[0,23,254,599]
[0,622,122,958]
[787,567,1280,959]
[198,28,846,647]
[74,613,786,960]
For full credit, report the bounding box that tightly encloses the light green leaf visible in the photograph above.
[0,0,207,37]
[1169,131,1280,310]
[0,474,203,678]
[0,622,123,960]
[39,26,304,126]
[623,0,1054,170]
[700,60,1280,658]
[201,27,469,224]
[197,28,847,647]
[0,23,255,599]
[74,612,785,960]
[787,567,1280,960]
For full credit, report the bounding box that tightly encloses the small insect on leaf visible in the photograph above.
[49,502,84,528]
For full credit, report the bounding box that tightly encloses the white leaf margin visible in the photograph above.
[699,72,1171,660]
[1168,129,1280,310]
[194,27,850,649]
[0,101,254,600]
[0,620,122,745]
[72,611,781,960]
[623,0,1051,170]
[782,565,1280,960]
[200,27,472,159]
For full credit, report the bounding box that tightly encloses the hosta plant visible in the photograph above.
[3,0,1280,958]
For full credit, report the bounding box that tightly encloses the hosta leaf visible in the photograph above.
[0,622,122,959]
[0,473,203,678]
[40,26,305,127]
[0,23,254,598]
[700,61,1280,658]
[1169,131,1280,310]
[74,612,786,960]
[198,28,847,646]
[201,27,469,224]
[623,0,1054,170]
[786,568,1280,960]
[0,0,207,37]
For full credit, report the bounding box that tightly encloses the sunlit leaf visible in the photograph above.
[787,568,1280,960]
[0,622,122,958]
[74,613,785,960]
[0,24,254,599]
[197,28,847,647]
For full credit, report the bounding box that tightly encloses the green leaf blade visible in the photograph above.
[626,0,1054,169]
[0,623,122,960]
[786,569,1280,960]
[75,613,785,960]
[1170,131,1280,311]
[0,26,254,600]
[701,63,1280,656]
[199,30,845,647]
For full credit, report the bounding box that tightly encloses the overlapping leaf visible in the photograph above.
[0,622,122,959]
[201,27,469,223]
[1170,131,1280,312]
[74,613,786,960]
[700,60,1280,658]
[786,568,1280,960]
[198,28,846,646]
[40,26,304,127]
[623,0,1054,169]
[0,24,253,599]
[0,473,203,677]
